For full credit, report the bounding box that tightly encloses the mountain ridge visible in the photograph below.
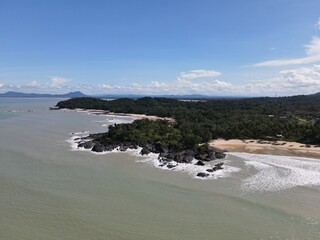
[0,91,87,98]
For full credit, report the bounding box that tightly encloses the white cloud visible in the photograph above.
[178,69,221,80]
[280,64,320,88]
[28,80,40,87]
[253,37,320,67]
[243,64,320,95]
[1,66,320,96]
[98,84,113,89]
[50,76,71,86]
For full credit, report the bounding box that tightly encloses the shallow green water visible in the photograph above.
[1,99,320,240]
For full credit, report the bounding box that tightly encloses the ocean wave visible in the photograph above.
[134,152,241,180]
[230,152,320,192]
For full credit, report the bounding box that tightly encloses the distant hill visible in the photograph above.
[0,91,87,98]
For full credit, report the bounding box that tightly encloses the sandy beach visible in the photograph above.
[210,139,320,158]
[109,112,175,123]
[68,108,175,122]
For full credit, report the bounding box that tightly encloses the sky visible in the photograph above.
[0,0,320,96]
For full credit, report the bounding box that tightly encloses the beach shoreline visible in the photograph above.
[210,139,320,159]
[59,108,175,122]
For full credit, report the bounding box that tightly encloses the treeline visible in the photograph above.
[97,119,200,150]
[57,95,320,146]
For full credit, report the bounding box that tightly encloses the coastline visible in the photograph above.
[59,108,175,122]
[210,139,320,159]
[107,112,175,123]
[59,108,320,159]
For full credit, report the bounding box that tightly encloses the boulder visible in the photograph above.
[197,172,209,178]
[213,163,224,171]
[183,153,194,163]
[215,151,226,159]
[92,143,105,152]
[78,141,94,149]
[167,164,177,169]
[195,160,205,166]
[119,145,128,152]
[140,147,150,155]
[195,153,208,161]
[215,162,224,169]
[206,169,214,172]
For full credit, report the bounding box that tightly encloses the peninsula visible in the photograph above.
[56,94,320,171]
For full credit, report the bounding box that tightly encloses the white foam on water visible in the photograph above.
[136,154,241,180]
[229,152,320,192]
[70,131,89,135]
[67,135,240,180]
[67,136,86,151]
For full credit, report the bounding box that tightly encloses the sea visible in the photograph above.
[1,98,320,240]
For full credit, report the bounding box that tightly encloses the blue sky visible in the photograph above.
[1,0,320,96]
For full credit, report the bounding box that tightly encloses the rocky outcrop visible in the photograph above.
[140,147,150,155]
[78,141,94,149]
[92,143,105,152]
[76,135,226,169]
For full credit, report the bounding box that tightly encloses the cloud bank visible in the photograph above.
[1,66,320,96]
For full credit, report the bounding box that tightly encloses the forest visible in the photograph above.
[56,94,320,148]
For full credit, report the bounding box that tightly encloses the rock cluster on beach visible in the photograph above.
[76,133,226,178]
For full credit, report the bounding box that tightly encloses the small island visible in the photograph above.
[57,95,320,176]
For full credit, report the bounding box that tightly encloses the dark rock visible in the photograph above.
[197,172,209,178]
[167,164,177,169]
[173,151,185,162]
[78,141,94,149]
[105,145,117,151]
[207,150,216,160]
[195,153,208,161]
[215,151,226,159]
[215,162,224,169]
[159,151,169,158]
[154,142,168,153]
[166,152,175,159]
[206,169,214,172]
[195,160,205,166]
[140,147,150,155]
[119,145,128,152]
[213,163,224,171]
[92,143,105,152]
[145,144,156,152]
[183,150,194,163]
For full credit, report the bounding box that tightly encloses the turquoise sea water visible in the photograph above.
[1,99,320,240]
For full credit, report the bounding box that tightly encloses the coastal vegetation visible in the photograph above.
[57,94,320,146]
